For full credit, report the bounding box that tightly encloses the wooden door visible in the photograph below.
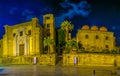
[19,44,24,56]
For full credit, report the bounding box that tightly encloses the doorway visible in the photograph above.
[19,44,24,56]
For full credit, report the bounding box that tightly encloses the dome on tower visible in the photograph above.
[100,26,108,31]
[91,26,99,31]
[81,25,89,30]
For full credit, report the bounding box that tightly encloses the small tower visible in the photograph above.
[43,14,55,53]
[43,14,55,39]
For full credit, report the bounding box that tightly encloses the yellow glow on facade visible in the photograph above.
[3,18,43,57]
[76,26,115,52]
[0,14,119,67]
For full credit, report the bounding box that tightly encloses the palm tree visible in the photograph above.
[65,39,78,53]
[43,37,55,54]
[57,28,66,54]
[60,20,74,42]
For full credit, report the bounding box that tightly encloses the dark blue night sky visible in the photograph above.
[0,0,120,45]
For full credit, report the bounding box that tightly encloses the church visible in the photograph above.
[0,14,117,65]
[1,14,55,57]
[76,25,115,52]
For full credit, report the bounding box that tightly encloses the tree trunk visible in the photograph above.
[48,46,50,54]
[66,27,69,42]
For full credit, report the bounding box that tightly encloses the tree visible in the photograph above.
[57,28,66,54]
[60,20,74,41]
[77,41,85,53]
[43,37,55,54]
[65,39,78,53]
[78,41,83,49]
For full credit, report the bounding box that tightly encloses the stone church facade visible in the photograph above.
[76,25,115,52]
[0,14,118,66]
[2,14,55,57]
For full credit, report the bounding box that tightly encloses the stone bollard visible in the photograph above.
[93,70,95,76]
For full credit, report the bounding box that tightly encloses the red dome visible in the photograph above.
[91,26,99,31]
[100,26,108,31]
[81,25,89,30]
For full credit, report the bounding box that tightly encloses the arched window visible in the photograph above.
[20,31,23,36]
[13,33,16,37]
[47,24,50,28]
[96,35,99,39]
[28,30,31,35]
[85,34,89,39]
[106,36,108,40]
[105,45,109,48]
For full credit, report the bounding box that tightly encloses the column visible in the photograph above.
[24,36,27,56]
[17,36,19,56]
[28,36,30,55]
[13,36,16,56]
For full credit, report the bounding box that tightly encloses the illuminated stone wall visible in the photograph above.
[63,54,117,66]
[37,54,56,65]
[76,26,115,52]
[0,39,3,57]
[3,18,43,57]
[116,55,120,67]
[2,54,56,65]
[43,14,56,53]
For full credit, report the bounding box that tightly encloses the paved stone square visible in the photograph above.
[0,65,118,76]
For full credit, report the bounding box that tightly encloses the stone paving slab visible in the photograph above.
[0,65,118,76]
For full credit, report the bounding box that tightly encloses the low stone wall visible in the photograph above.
[0,57,2,63]
[63,54,116,66]
[37,54,56,65]
[1,54,56,65]
[2,56,34,64]
[116,55,120,67]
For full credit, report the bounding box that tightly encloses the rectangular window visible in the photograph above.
[46,16,50,20]
[20,31,23,36]
[96,35,99,39]
[47,24,50,28]
[85,35,89,39]
[13,33,16,37]
[105,45,109,48]
[28,30,31,35]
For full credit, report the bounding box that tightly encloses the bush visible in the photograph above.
[111,50,118,54]
[77,49,85,53]
[63,50,69,54]
[102,49,110,54]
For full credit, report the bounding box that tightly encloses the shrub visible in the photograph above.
[111,50,118,54]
